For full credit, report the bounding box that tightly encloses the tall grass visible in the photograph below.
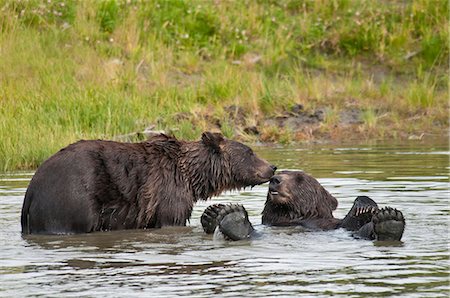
[0,0,448,171]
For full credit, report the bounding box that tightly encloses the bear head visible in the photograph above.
[181,132,277,199]
[262,171,338,225]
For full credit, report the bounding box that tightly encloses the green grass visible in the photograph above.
[0,0,448,171]
[361,109,378,129]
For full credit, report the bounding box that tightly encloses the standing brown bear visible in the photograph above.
[21,132,276,234]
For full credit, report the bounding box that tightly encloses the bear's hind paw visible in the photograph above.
[373,207,405,241]
[218,204,254,241]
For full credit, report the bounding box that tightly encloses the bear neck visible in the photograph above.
[180,143,233,201]
[262,199,339,228]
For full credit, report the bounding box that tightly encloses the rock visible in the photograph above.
[291,104,304,115]
[282,118,300,130]
[263,107,325,131]
[263,118,279,127]
[244,126,259,135]
[142,126,165,138]
[313,109,326,122]
[224,105,246,125]
[339,108,363,125]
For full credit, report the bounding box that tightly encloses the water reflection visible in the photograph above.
[0,142,448,297]
[22,227,196,251]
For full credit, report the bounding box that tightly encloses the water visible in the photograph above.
[0,141,448,297]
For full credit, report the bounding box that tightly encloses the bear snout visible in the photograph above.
[258,164,277,181]
[268,176,282,195]
[268,184,279,195]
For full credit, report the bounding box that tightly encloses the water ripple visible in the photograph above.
[0,142,448,297]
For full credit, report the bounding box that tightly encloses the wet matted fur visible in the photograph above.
[261,170,405,240]
[262,171,340,229]
[21,132,276,234]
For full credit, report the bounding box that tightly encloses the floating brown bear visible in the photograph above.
[21,132,276,234]
[202,171,405,241]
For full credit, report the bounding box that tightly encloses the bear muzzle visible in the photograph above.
[268,175,291,204]
[258,165,277,181]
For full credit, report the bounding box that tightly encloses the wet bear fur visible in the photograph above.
[262,171,405,240]
[262,171,341,229]
[21,132,276,234]
[202,171,405,241]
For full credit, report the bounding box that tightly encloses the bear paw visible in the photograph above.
[341,196,379,231]
[201,204,254,240]
[373,207,405,241]
[201,204,226,234]
[216,204,254,241]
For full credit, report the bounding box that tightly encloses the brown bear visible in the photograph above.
[21,132,276,234]
[202,171,405,241]
[261,171,404,240]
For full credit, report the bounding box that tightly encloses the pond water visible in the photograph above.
[0,141,448,297]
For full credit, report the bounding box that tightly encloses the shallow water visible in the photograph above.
[0,141,449,297]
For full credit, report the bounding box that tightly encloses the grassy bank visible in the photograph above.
[0,0,448,171]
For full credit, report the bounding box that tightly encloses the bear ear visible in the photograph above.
[294,172,305,184]
[201,132,225,152]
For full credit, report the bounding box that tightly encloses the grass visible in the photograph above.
[0,0,448,171]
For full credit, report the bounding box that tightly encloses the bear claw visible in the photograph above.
[200,204,226,234]
[340,196,379,231]
[354,204,378,216]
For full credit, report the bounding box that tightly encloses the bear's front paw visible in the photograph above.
[373,207,405,241]
[340,196,379,231]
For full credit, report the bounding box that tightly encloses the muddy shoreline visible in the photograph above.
[115,104,446,145]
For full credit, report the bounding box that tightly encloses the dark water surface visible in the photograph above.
[0,141,448,297]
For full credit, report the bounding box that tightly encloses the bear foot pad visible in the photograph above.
[202,204,254,241]
[373,207,405,241]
